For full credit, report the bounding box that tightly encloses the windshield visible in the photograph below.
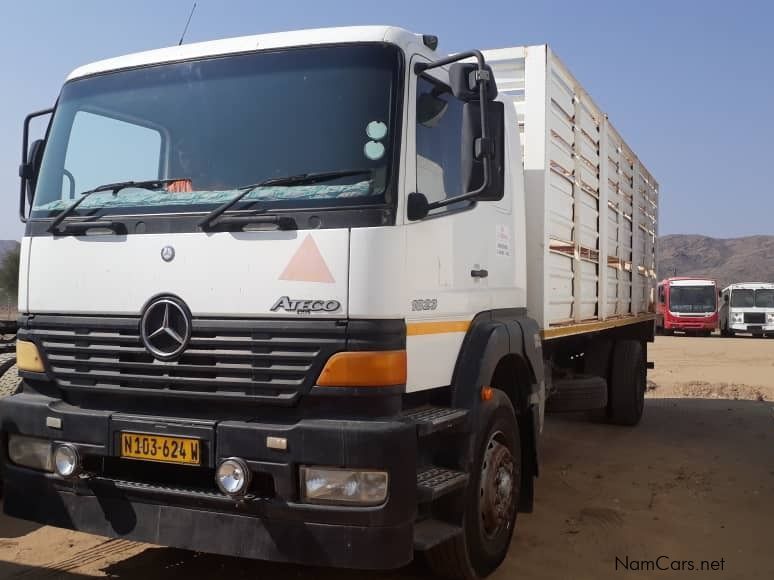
[755,289,774,308]
[731,288,774,308]
[730,289,754,308]
[668,285,716,313]
[32,44,401,219]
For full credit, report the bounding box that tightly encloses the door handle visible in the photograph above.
[470,268,489,278]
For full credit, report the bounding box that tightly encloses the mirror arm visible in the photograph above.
[19,107,54,223]
[415,50,493,213]
[414,50,486,75]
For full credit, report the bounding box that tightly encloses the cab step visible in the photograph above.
[413,519,463,550]
[401,406,468,437]
[417,466,469,502]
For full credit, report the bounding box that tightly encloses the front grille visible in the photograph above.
[21,315,346,404]
[744,312,765,324]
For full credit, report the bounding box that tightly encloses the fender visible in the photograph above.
[450,309,545,510]
[451,309,543,412]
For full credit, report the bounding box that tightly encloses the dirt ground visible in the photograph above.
[1,334,773,579]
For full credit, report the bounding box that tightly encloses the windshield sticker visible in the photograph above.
[279,234,335,284]
[366,120,388,140]
[33,181,372,212]
[364,141,386,161]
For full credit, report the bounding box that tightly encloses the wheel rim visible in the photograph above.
[480,430,516,539]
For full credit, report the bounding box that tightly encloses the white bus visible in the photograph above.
[719,283,774,337]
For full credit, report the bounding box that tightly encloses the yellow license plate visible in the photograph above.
[120,432,201,466]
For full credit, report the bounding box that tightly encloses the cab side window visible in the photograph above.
[415,75,465,208]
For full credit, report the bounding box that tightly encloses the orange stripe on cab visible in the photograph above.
[406,320,471,336]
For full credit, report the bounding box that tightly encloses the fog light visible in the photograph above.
[300,466,388,506]
[53,444,80,478]
[8,435,53,472]
[215,458,251,496]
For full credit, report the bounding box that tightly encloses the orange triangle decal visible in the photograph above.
[279,234,335,283]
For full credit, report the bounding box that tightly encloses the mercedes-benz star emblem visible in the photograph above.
[140,297,191,360]
[161,246,175,262]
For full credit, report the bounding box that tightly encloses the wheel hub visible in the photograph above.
[480,432,516,538]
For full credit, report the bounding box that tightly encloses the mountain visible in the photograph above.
[657,235,774,289]
[0,240,19,262]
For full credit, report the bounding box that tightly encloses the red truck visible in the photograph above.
[656,277,718,336]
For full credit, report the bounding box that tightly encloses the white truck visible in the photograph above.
[2,27,658,579]
[719,283,774,337]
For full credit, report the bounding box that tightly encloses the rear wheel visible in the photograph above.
[608,340,646,426]
[426,394,520,579]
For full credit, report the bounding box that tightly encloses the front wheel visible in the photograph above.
[0,363,22,499]
[426,393,520,579]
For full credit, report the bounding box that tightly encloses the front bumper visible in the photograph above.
[1,392,417,570]
[665,319,716,331]
[729,323,774,333]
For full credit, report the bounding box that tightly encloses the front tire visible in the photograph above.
[608,340,646,426]
[426,394,520,579]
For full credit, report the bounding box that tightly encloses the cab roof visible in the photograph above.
[722,282,774,291]
[66,26,431,81]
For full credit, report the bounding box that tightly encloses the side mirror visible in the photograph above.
[407,192,430,221]
[461,100,504,201]
[24,139,45,204]
[19,108,54,222]
[409,51,502,221]
[449,63,498,102]
[723,294,729,302]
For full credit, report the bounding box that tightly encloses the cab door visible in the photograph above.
[402,56,497,392]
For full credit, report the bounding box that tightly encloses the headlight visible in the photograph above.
[8,435,52,472]
[732,313,744,323]
[300,466,388,506]
[767,313,774,323]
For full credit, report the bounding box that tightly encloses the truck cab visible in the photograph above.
[3,26,658,579]
[719,283,774,337]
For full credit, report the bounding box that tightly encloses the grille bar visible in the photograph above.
[22,315,347,404]
[744,312,765,324]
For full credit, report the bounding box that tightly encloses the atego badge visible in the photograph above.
[270,296,341,314]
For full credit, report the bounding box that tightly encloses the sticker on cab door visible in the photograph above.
[496,225,512,257]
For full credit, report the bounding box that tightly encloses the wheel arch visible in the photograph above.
[450,309,544,512]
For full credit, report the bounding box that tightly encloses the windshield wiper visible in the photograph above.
[198,169,372,230]
[47,178,185,233]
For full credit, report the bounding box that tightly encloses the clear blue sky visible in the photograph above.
[1,0,772,239]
